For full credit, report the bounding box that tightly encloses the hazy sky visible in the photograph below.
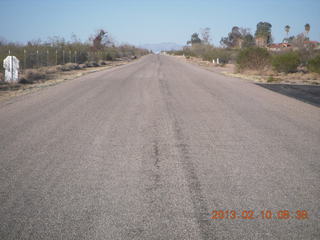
[1,0,319,46]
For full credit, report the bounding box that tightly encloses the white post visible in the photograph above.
[11,56,13,82]
[217,58,220,64]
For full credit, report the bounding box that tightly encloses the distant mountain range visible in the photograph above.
[139,42,183,53]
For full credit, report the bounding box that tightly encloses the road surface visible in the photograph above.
[1,55,319,239]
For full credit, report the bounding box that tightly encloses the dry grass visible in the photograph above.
[60,63,80,71]
[0,59,133,102]
[19,69,46,84]
[175,55,320,85]
[225,70,320,85]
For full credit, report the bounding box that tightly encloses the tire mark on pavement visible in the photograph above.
[153,141,160,169]
[158,72,215,240]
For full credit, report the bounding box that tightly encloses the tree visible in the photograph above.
[242,33,255,48]
[90,29,113,50]
[292,33,307,49]
[255,22,272,44]
[200,27,211,45]
[70,33,81,43]
[287,36,295,43]
[285,25,290,37]
[220,26,241,48]
[304,23,310,37]
[0,36,7,46]
[220,26,254,48]
[187,33,202,46]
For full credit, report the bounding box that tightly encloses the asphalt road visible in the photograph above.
[0,55,319,240]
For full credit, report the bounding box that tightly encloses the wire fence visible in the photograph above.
[1,49,109,70]
[0,45,148,77]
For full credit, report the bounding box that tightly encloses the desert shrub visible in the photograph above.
[307,55,320,74]
[202,49,233,64]
[172,50,184,56]
[98,60,107,66]
[103,48,120,61]
[105,53,114,61]
[60,63,80,71]
[79,64,87,69]
[267,76,275,82]
[267,76,281,82]
[44,66,60,74]
[272,52,300,73]
[87,61,99,67]
[237,47,271,72]
[170,45,236,64]
[181,47,197,58]
[19,69,45,84]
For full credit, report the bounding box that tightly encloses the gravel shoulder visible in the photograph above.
[0,60,134,102]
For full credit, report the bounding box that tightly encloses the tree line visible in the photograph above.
[187,22,313,48]
[169,22,319,75]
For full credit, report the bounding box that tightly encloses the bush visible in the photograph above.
[307,55,320,74]
[44,66,59,74]
[267,76,281,82]
[19,69,46,84]
[272,52,300,73]
[60,63,80,71]
[79,64,87,69]
[237,47,271,72]
[170,45,236,64]
[202,49,233,64]
[98,60,106,65]
[86,61,99,67]
[267,76,275,82]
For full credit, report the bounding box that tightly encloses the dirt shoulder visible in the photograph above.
[174,55,320,85]
[0,60,132,102]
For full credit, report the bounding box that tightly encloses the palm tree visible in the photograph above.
[285,25,290,37]
[304,23,310,37]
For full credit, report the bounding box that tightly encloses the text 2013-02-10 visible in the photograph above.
[210,210,309,220]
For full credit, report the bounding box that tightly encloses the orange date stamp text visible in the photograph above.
[210,210,309,220]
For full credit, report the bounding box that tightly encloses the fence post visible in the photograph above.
[36,50,39,68]
[24,49,26,69]
[55,50,58,65]
[62,50,65,64]
[47,50,49,66]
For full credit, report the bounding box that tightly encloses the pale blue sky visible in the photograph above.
[0,0,319,46]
